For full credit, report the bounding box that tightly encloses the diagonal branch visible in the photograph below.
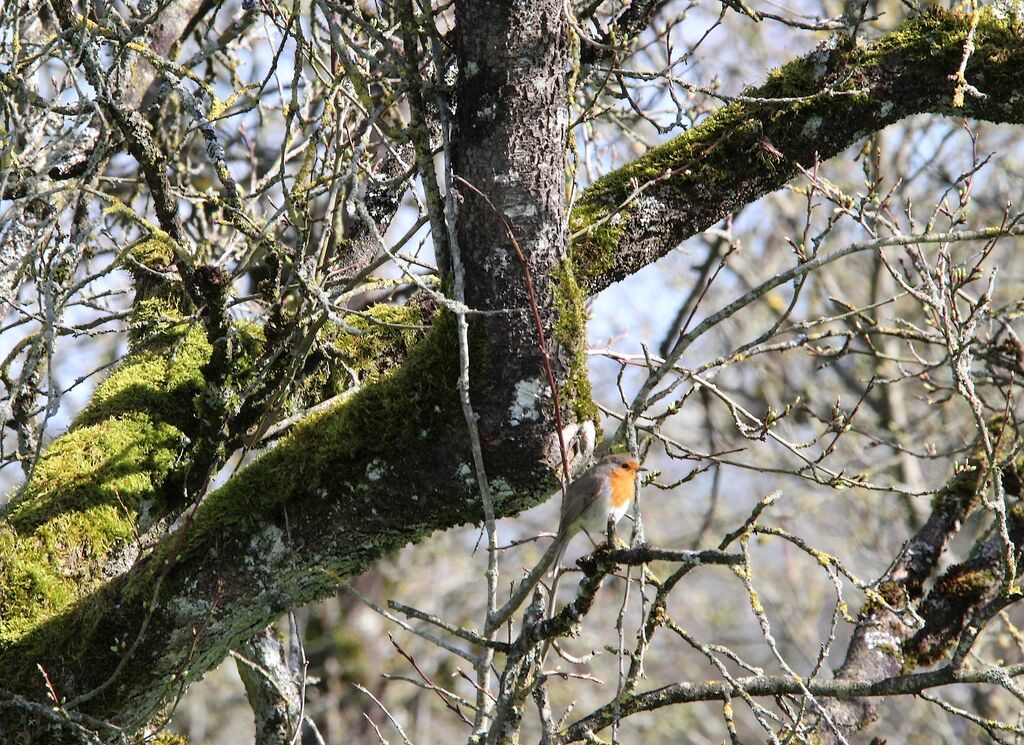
[569,9,1024,295]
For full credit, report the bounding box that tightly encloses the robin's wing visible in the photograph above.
[551,470,609,575]
[557,471,606,536]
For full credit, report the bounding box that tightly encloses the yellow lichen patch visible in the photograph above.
[150,732,189,745]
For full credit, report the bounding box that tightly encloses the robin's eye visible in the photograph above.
[620,463,629,469]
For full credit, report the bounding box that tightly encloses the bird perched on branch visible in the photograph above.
[550,452,646,573]
[486,452,646,630]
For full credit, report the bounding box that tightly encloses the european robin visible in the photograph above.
[551,452,645,571]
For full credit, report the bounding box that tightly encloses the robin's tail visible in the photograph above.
[547,529,570,579]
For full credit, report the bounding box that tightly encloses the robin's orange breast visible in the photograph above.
[608,469,636,509]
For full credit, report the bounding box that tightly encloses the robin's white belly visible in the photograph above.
[578,498,631,534]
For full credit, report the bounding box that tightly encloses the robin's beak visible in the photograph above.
[637,466,649,472]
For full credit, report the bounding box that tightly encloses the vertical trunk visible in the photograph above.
[453,0,577,477]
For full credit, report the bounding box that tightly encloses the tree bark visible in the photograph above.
[453,0,578,477]
[2,8,1024,741]
[236,626,302,745]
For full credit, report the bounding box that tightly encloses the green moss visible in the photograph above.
[568,103,761,286]
[933,565,997,599]
[764,55,830,96]
[212,320,269,426]
[5,416,184,532]
[569,9,1024,293]
[0,413,188,646]
[0,523,75,646]
[551,260,598,423]
[127,236,175,271]
[585,103,755,205]
[128,298,184,342]
[123,236,187,305]
[0,304,211,648]
[285,303,428,415]
[867,8,972,61]
[899,646,921,673]
[228,321,267,383]
[0,493,155,646]
[930,460,983,515]
[79,319,211,430]
[332,304,426,384]
[870,580,907,610]
[568,199,627,283]
[863,8,1024,103]
[185,311,460,542]
[309,308,458,460]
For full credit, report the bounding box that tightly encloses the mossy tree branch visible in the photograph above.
[0,299,212,648]
[1,0,589,732]
[810,421,1024,743]
[569,8,1024,294]
[0,316,580,739]
[2,6,1024,741]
